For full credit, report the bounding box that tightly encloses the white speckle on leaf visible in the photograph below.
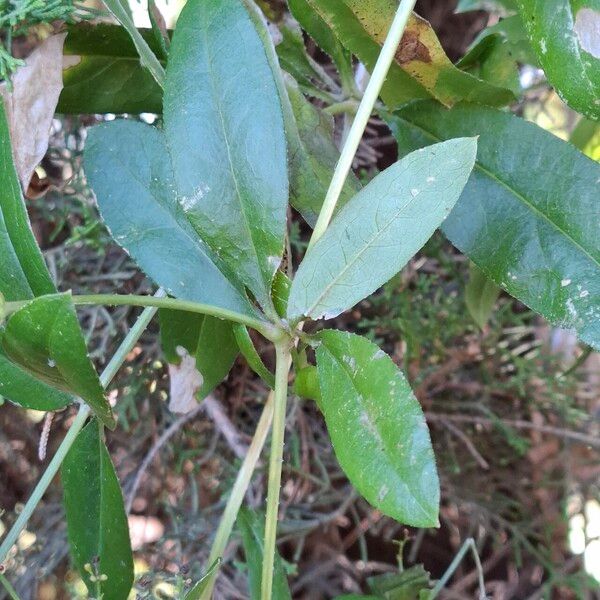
[343,355,357,372]
[268,255,281,270]
[561,278,572,287]
[540,38,547,54]
[47,359,56,368]
[179,184,210,211]
[320,308,344,320]
[410,188,420,197]
[377,484,389,502]
[426,176,436,183]
[373,349,387,360]
[580,290,589,298]
[565,298,578,321]
[574,8,600,58]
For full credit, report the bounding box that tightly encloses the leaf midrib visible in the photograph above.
[201,15,268,299]
[398,115,600,269]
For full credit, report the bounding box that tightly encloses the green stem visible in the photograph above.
[307,0,418,251]
[428,538,486,600]
[102,0,166,88]
[4,294,276,341]
[199,393,275,600]
[0,291,164,566]
[72,295,275,339]
[261,342,291,600]
[0,570,24,600]
[324,99,360,116]
[233,324,276,388]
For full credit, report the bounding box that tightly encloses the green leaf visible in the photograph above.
[275,19,328,90]
[456,0,517,14]
[183,559,222,600]
[272,270,292,318]
[238,507,292,600]
[368,564,433,599]
[159,309,238,401]
[287,138,477,322]
[458,35,521,96]
[59,24,164,114]
[304,0,515,108]
[163,0,288,312]
[465,262,500,330]
[0,101,71,411]
[62,421,133,600]
[233,324,275,388]
[460,14,537,66]
[148,0,170,61]
[2,294,115,427]
[389,101,600,350]
[516,0,600,120]
[288,0,354,80]
[0,350,72,410]
[85,120,255,318]
[333,596,381,600]
[102,0,165,87]
[293,365,321,405]
[64,20,350,232]
[457,14,535,97]
[284,74,361,226]
[316,330,439,527]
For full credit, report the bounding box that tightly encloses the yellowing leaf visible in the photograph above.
[305,0,515,108]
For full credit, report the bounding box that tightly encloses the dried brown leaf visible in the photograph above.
[0,34,67,191]
[168,346,203,414]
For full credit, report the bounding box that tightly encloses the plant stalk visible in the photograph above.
[199,393,275,600]
[0,291,164,566]
[4,294,276,341]
[0,573,22,600]
[73,295,274,340]
[307,0,417,251]
[261,342,291,600]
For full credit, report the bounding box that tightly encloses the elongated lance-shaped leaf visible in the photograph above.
[163,0,288,312]
[238,508,292,600]
[0,100,73,411]
[2,294,115,428]
[236,1,361,227]
[62,420,134,600]
[316,330,439,527]
[303,0,515,108]
[516,0,600,121]
[389,101,600,350]
[85,120,256,318]
[287,0,355,80]
[284,74,361,226]
[287,138,477,322]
